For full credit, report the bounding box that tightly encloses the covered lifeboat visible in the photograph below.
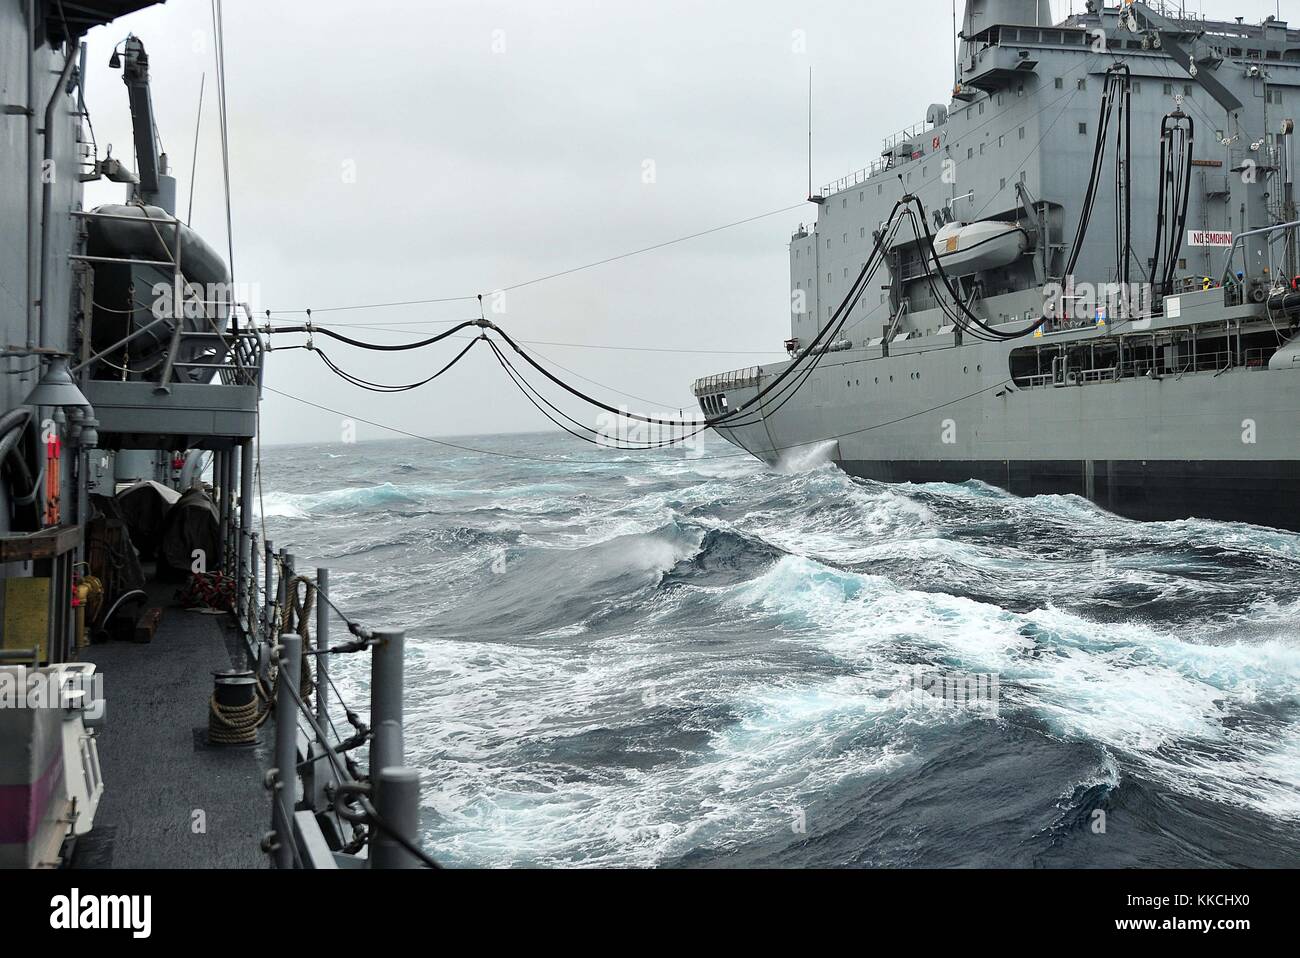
[84,204,232,384]
[932,220,1029,276]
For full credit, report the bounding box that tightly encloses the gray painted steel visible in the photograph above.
[272,632,301,870]
[699,3,1300,531]
[369,629,405,780]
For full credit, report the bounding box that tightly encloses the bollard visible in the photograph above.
[271,632,301,869]
[370,767,422,869]
[369,629,405,780]
[316,568,329,739]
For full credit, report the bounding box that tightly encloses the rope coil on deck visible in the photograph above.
[208,686,269,745]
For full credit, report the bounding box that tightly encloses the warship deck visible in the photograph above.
[77,580,268,869]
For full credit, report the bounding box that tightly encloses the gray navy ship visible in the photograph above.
[694,0,1300,532]
[2,0,428,871]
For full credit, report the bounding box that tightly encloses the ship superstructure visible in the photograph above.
[1,1,430,870]
[695,0,1300,531]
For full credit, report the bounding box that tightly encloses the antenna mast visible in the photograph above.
[953,0,959,90]
[807,66,813,201]
[186,72,205,226]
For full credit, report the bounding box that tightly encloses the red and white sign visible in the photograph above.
[1187,230,1233,247]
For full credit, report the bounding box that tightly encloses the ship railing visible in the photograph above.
[69,209,265,389]
[821,156,894,197]
[1024,347,1270,389]
[1219,218,1300,290]
[882,121,931,153]
[231,539,435,869]
[692,366,763,397]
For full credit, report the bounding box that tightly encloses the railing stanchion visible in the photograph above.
[369,629,405,779]
[370,767,421,869]
[275,547,288,635]
[316,567,329,740]
[248,531,259,635]
[262,540,274,641]
[271,632,301,869]
[238,440,253,619]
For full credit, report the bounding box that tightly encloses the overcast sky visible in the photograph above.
[81,0,1289,445]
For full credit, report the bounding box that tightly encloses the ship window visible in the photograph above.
[980,143,985,155]
[826,239,831,249]
[842,198,847,209]
[1019,126,1025,140]
[1000,177,1006,190]
[878,185,883,195]
[843,233,848,244]
[860,227,866,238]
[827,272,832,283]
[1077,78,1087,90]
[1178,258,1187,269]
[978,102,985,115]
[1184,85,1192,96]
[1078,122,1088,135]
[1055,77,1064,89]
[998,135,1005,147]
[1163,83,1173,94]
[859,191,864,201]
[967,147,974,159]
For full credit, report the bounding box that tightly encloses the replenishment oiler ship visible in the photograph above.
[695,0,1300,532]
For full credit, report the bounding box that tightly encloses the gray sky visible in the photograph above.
[82,0,1289,445]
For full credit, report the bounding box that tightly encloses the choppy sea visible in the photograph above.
[258,432,1300,867]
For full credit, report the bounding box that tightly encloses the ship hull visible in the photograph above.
[709,332,1300,533]
[837,458,1300,528]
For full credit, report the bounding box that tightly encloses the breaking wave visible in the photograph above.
[261,433,1300,867]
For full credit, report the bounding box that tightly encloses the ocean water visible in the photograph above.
[259,433,1300,868]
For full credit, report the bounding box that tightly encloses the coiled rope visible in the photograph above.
[207,683,269,745]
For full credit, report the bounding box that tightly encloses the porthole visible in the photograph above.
[963,366,969,373]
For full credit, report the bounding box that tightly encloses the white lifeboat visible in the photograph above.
[933,220,1029,276]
